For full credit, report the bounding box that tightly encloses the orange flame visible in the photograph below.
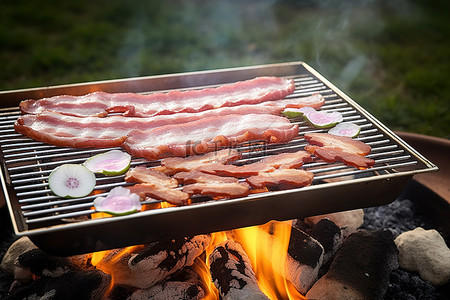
[233,221,306,300]
[90,209,306,299]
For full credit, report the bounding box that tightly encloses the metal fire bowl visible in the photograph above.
[0,62,438,256]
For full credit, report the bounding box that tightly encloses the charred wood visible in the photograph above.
[309,218,343,265]
[95,234,211,289]
[5,269,111,300]
[209,240,269,300]
[281,223,324,294]
[306,229,398,300]
[128,267,205,300]
[14,249,76,281]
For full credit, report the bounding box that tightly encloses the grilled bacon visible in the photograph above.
[160,149,241,174]
[174,171,239,185]
[124,167,178,188]
[246,169,314,189]
[126,183,190,206]
[303,133,375,169]
[20,77,295,117]
[304,133,371,156]
[183,182,250,199]
[197,150,312,178]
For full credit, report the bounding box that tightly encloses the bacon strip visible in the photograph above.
[305,145,375,169]
[197,150,312,177]
[14,106,281,148]
[303,133,375,169]
[183,182,250,199]
[20,77,295,117]
[264,93,325,110]
[124,167,178,188]
[14,93,324,149]
[160,149,241,174]
[246,169,314,189]
[126,184,190,206]
[304,133,371,156]
[174,171,239,185]
[122,114,299,160]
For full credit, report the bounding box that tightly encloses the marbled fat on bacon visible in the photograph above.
[122,114,299,160]
[19,77,295,117]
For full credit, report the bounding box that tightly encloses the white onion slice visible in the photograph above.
[48,164,96,198]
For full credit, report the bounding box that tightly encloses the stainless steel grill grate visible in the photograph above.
[0,62,437,255]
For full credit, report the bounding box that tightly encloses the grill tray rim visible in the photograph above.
[0,61,438,255]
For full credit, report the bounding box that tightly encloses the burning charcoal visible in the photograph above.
[304,208,364,237]
[0,237,37,276]
[283,224,324,294]
[95,235,211,289]
[209,240,269,300]
[129,267,205,300]
[306,229,398,300]
[14,249,75,282]
[5,269,111,300]
[394,227,450,286]
[309,218,343,265]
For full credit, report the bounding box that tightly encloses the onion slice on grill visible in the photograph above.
[48,164,96,198]
[328,122,361,138]
[94,187,141,216]
[84,150,131,176]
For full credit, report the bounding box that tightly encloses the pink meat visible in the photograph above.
[14,105,282,148]
[14,93,324,149]
[122,114,299,160]
[19,76,295,117]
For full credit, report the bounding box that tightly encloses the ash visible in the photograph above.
[361,180,450,300]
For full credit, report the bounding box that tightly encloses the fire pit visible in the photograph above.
[0,62,447,299]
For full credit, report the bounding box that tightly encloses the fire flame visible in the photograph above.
[233,221,306,300]
[90,209,306,299]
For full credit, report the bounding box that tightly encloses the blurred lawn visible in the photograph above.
[1,0,449,138]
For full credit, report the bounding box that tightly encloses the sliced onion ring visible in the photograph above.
[84,150,131,176]
[328,122,361,137]
[94,187,141,216]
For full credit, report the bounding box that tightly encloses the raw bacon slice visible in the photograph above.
[174,171,239,185]
[183,182,250,199]
[126,184,190,206]
[196,150,312,178]
[124,167,178,188]
[246,169,314,189]
[122,114,299,160]
[14,105,283,148]
[303,133,375,169]
[160,149,241,174]
[305,145,375,169]
[20,77,295,117]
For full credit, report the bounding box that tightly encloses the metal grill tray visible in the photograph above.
[0,62,437,256]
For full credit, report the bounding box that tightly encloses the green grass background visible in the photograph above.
[1,0,449,139]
